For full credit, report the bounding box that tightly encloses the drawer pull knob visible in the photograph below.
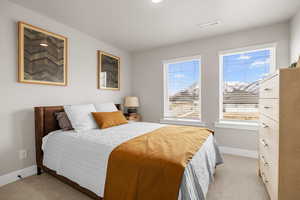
[260,139,269,148]
[262,123,269,128]
[264,178,269,183]
[261,172,269,183]
[264,88,272,91]
[264,106,271,109]
[260,155,270,167]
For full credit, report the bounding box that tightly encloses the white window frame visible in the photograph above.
[217,43,277,129]
[161,55,204,126]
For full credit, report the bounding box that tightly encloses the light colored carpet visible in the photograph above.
[0,155,269,200]
[206,155,269,200]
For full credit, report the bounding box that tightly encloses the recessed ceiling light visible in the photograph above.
[40,43,48,47]
[197,20,221,29]
[152,0,163,3]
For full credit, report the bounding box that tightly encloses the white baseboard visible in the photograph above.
[220,146,258,158]
[0,165,37,187]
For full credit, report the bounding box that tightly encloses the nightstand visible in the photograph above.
[124,113,141,122]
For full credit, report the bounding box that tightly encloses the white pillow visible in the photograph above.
[94,102,118,112]
[64,104,98,132]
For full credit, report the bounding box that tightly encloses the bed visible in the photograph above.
[35,105,223,200]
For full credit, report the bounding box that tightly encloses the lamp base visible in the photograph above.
[127,108,137,114]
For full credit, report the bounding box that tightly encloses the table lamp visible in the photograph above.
[124,96,139,114]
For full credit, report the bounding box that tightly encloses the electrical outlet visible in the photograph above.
[19,149,27,160]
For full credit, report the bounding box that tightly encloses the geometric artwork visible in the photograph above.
[97,51,120,90]
[18,22,68,86]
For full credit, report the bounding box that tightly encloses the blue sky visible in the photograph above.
[168,60,200,95]
[223,49,271,83]
[168,49,271,95]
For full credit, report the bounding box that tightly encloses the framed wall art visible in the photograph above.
[97,51,120,90]
[18,22,68,86]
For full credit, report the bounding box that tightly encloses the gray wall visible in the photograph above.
[290,9,300,62]
[132,23,290,151]
[0,0,132,176]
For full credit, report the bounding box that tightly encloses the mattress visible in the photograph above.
[42,122,223,200]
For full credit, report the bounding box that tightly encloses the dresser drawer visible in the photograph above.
[259,137,276,173]
[260,152,278,200]
[259,99,279,121]
[260,75,279,99]
[259,115,278,145]
[260,154,274,199]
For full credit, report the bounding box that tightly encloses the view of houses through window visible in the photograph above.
[163,46,274,122]
[164,58,201,120]
[220,46,275,121]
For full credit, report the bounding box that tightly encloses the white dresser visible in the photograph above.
[258,68,300,200]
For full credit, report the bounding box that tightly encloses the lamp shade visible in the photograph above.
[124,96,139,107]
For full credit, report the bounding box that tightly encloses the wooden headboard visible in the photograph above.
[34,104,121,174]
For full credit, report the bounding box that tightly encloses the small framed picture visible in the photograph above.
[18,22,68,86]
[97,51,120,90]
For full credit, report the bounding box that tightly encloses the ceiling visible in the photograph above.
[10,0,300,52]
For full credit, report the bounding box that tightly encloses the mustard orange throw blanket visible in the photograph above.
[104,125,213,200]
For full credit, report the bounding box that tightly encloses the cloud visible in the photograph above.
[174,74,185,78]
[260,73,270,77]
[251,58,270,68]
[238,55,251,60]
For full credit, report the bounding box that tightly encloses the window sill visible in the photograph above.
[214,120,259,131]
[160,118,206,127]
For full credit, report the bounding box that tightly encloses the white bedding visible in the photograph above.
[42,122,223,199]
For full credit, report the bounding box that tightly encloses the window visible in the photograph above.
[163,56,201,121]
[219,44,276,121]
